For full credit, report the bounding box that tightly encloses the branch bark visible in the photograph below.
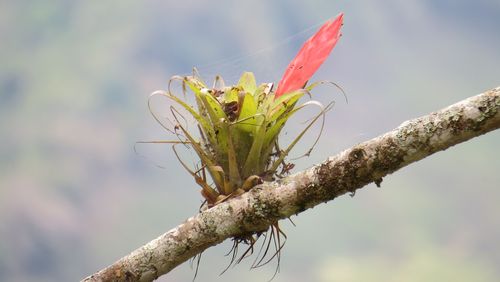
[83,86,500,282]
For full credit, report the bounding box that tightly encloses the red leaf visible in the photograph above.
[275,13,344,97]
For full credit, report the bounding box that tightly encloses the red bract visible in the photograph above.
[275,13,344,97]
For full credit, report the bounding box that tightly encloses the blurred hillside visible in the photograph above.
[0,1,499,281]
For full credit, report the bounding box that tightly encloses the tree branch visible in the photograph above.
[83,86,500,282]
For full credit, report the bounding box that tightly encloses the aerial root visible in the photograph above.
[222,222,287,281]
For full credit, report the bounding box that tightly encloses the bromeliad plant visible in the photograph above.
[150,13,343,207]
[148,12,343,273]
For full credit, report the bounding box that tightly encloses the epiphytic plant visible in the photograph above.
[148,12,344,276]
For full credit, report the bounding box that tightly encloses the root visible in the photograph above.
[221,222,287,281]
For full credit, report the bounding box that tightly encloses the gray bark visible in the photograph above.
[83,86,500,282]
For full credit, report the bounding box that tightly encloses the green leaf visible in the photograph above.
[226,126,242,193]
[170,107,226,194]
[237,72,257,94]
[242,116,267,177]
[150,90,215,145]
[268,90,304,121]
[235,92,258,133]
[199,90,230,166]
[268,100,329,173]
[254,83,273,107]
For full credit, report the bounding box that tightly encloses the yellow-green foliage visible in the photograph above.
[151,71,329,207]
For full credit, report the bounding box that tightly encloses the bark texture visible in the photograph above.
[83,86,500,282]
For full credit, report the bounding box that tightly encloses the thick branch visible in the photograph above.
[83,86,500,282]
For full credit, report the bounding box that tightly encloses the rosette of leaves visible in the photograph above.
[151,71,334,206]
[147,13,344,275]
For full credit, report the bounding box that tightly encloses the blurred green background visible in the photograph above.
[1,1,499,281]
